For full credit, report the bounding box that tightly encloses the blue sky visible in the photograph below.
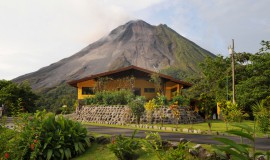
[0,0,269,80]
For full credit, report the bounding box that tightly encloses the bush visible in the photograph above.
[2,110,90,160]
[164,142,191,160]
[171,94,189,106]
[0,127,17,159]
[85,90,134,105]
[129,96,146,124]
[108,131,141,160]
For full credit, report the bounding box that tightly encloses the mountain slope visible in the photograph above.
[13,20,215,90]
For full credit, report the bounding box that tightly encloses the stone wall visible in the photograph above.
[74,105,204,124]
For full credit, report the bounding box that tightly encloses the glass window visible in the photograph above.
[82,87,94,95]
[144,88,155,93]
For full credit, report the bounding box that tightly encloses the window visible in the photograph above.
[144,88,155,93]
[82,87,94,95]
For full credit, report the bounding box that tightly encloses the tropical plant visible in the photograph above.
[252,100,270,134]
[140,132,164,160]
[4,110,91,160]
[164,142,192,160]
[213,123,268,160]
[108,130,141,160]
[129,96,146,124]
[221,101,249,124]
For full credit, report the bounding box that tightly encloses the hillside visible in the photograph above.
[13,20,215,91]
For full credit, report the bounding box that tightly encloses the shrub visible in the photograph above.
[108,130,141,160]
[84,96,97,105]
[85,90,134,105]
[129,96,146,124]
[252,101,270,134]
[5,110,90,160]
[171,94,189,106]
[0,127,17,159]
[164,142,192,160]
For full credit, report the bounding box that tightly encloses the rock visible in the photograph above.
[179,138,188,144]
[170,142,179,149]
[189,149,198,156]
[193,144,202,150]
[183,128,189,133]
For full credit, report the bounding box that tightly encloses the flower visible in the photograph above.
[4,152,9,159]
[34,139,38,143]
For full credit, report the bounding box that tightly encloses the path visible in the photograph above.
[85,125,270,151]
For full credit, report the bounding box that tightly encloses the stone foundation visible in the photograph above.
[74,105,204,124]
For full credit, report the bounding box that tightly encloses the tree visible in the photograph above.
[150,73,162,93]
[0,80,38,115]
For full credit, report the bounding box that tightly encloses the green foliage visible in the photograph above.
[164,142,191,160]
[129,96,146,124]
[36,83,77,113]
[197,93,216,119]
[0,80,39,116]
[252,100,270,134]
[213,123,268,160]
[156,24,215,75]
[221,101,249,124]
[171,94,189,106]
[84,90,135,105]
[0,126,17,159]
[1,110,90,160]
[188,41,270,117]
[154,93,167,107]
[108,130,141,160]
[140,132,164,160]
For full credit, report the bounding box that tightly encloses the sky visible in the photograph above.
[0,0,269,80]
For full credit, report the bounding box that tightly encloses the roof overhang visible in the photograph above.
[67,65,192,88]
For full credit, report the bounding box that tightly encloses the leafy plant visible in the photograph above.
[171,94,189,106]
[85,90,135,105]
[252,101,269,134]
[108,130,141,160]
[129,96,146,124]
[144,99,155,124]
[213,123,268,160]
[140,132,164,160]
[7,110,90,160]
[164,142,192,160]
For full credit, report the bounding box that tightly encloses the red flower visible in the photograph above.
[4,152,9,159]
[30,143,35,150]
[34,139,38,143]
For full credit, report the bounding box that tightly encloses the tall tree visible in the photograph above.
[0,80,38,115]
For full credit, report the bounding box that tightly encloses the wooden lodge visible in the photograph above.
[68,65,192,100]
